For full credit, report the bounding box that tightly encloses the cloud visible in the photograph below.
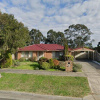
[0,0,100,46]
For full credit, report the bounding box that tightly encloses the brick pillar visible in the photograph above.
[17,52,21,59]
[65,61,73,72]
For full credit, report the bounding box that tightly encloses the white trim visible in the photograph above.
[93,61,100,65]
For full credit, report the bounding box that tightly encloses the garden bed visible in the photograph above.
[0,73,91,97]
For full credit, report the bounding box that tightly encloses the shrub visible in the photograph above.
[41,62,50,70]
[73,63,82,72]
[59,55,64,61]
[65,55,74,61]
[1,53,12,68]
[59,61,65,67]
[12,60,20,66]
[53,59,59,66]
[28,57,36,62]
[19,57,26,62]
[38,57,48,65]
[49,59,54,68]
[53,59,60,69]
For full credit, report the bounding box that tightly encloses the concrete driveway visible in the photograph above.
[76,60,100,100]
[0,60,100,100]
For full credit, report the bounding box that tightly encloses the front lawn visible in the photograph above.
[10,62,40,70]
[0,73,91,97]
[10,61,65,71]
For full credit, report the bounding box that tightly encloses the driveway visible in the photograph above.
[76,60,100,100]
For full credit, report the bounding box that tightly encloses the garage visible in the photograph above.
[71,48,95,60]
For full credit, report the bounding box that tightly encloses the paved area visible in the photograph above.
[76,61,100,95]
[0,61,100,100]
[0,69,86,77]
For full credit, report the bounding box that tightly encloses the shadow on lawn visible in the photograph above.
[30,63,40,70]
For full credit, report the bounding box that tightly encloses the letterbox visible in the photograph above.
[65,61,73,72]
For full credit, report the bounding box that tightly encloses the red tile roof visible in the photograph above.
[18,44,71,51]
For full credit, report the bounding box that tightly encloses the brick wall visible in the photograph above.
[17,52,21,59]
[33,52,37,60]
[44,51,52,59]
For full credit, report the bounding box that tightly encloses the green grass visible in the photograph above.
[0,73,91,97]
[10,62,39,70]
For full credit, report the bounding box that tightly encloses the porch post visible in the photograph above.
[88,51,89,59]
[93,51,94,61]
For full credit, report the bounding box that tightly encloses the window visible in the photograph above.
[29,52,33,58]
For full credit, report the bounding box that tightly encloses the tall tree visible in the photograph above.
[97,42,100,53]
[64,24,94,48]
[0,11,30,60]
[29,29,46,44]
[45,29,66,45]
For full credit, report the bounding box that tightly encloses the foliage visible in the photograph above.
[28,57,36,62]
[53,59,60,69]
[49,59,54,68]
[59,61,65,67]
[95,42,100,53]
[38,57,48,66]
[59,55,65,61]
[29,29,46,44]
[65,55,74,61]
[64,43,69,56]
[0,53,12,68]
[73,63,82,72]
[41,62,50,70]
[0,11,30,62]
[19,57,26,62]
[64,24,94,48]
[45,29,67,45]
[12,60,20,66]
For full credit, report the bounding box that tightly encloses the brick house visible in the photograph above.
[16,44,95,60]
[17,44,71,60]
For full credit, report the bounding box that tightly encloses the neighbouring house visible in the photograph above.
[16,44,71,60]
[15,44,95,61]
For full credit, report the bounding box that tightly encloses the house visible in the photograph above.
[16,44,95,60]
[17,44,71,60]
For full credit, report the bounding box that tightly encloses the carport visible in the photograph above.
[71,48,95,60]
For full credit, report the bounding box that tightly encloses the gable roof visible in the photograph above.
[18,44,71,51]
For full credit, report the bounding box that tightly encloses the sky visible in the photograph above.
[0,0,100,47]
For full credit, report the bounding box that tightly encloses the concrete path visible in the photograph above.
[0,69,86,77]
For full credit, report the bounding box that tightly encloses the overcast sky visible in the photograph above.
[0,0,100,47]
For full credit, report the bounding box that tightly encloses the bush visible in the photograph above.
[41,62,50,70]
[73,63,82,72]
[65,55,74,61]
[1,53,12,68]
[28,57,36,62]
[12,60,20,66]
[59,61,65,67]
[38,57,48,65]
[59,55,64,61]
[49,59,54,68]
[19,57,26,62]
[53,59,59,69]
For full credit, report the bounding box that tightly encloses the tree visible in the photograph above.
[45,29,66,45]
[96,42,100,53]
[64,24,94,48]
[29,29,46,44]
[0,11,30,61]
